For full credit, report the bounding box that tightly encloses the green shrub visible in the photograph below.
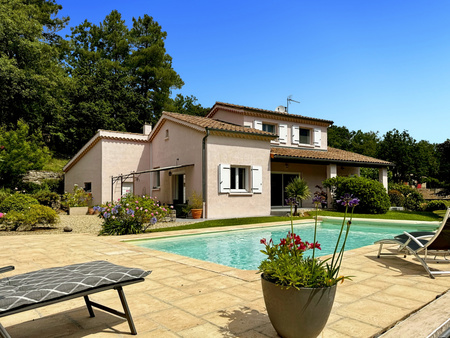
[0,194,39,212]
[388,183,415,197]
[323,176,390,214]
[0,189,11,205]
[62,185,92,207]
[96,194,171,235]
[404,191,425,211]
[33,190,61,210]
[42,178,64,194]
[388,190,405,207]
[424,200,448,212]
[0,205,58,231]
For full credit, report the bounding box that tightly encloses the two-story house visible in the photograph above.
[63,102,392,219]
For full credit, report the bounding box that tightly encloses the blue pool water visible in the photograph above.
[131,220,437,270]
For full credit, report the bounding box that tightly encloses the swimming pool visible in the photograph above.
[131,220,437,270]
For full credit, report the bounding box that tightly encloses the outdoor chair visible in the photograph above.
[0,260,150,338]
[375,208,450,278]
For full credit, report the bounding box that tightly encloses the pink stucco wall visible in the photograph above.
[212,108,328,150]
[205,135,271,219]
[101,139,150,203]
[150,120,204,206]
[65,138,150,204]
[64,141,102,205]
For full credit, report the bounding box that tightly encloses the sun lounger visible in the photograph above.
[0,260,150,337]
[375,208,450,278]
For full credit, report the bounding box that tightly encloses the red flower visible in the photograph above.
[280,238,286,245]
[260,238,267,245]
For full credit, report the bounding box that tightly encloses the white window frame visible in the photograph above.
[219,164,263,194]
[230,166,249,193]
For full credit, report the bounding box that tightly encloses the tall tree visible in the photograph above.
[164,94,210,116]
[327,125,354,151]
[437,139,450,185]
[377,129,417,183]
[0,0,70,148]
[65,11,183,154]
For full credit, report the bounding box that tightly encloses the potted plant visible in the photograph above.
[183,191,203,219]
[62,185,93,215]
[259,193,359,338]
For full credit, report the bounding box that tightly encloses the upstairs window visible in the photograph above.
[299,128,311,144]
[262,123,276,134]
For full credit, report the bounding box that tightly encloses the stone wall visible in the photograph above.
[22,171,63,185]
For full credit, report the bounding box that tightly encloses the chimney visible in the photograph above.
[143,124,152,135]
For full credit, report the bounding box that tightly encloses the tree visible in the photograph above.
[164,94,210,116]
[437,139,450,189]
[0,0,70,150]
[327,125,354,151]
[285,177,311,215]
[377,129,417,183]
[64,11,183,154]
[350,130,379,158]
[0,120,51,188]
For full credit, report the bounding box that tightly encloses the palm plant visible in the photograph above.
[285,177,311,216]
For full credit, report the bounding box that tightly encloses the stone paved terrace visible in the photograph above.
[0,222,449,337]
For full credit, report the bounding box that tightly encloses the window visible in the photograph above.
[153,171,160,189]
[262,123,276,133]
[230,167,247,191]
[165,129,169,139]
[219,164,262,194]
[299,128,311,144]
[84,182,92,192]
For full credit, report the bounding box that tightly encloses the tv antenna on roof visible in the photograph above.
[286,95,300,113]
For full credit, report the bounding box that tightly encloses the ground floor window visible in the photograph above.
[219,164,262,194]
[230,167,248,191]
[153,171,160,189]
[271,173,301,206]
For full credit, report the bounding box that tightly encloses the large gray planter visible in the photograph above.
[261,274,337,338]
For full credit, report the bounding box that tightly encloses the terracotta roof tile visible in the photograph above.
[163,112,276,137]
[209,102,334,125]
[271,146,393,166]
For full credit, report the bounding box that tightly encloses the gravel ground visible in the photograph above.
[0,215,193,236]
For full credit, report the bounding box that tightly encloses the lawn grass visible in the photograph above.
[148,210,444,233]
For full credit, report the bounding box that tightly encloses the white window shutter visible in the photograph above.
[279,124,288,144]
[314,128,322,147]
[292,125,299,144]
[219,164,231,193]
[254,120,262,130]
[251,165,263,194]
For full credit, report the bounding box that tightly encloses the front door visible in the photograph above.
[271,173,300,207]
[172,174,185,204]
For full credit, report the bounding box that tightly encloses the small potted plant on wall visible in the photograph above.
[259,192,359,338]
[184,191,203,219]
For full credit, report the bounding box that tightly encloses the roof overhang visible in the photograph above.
[270,155,393,168]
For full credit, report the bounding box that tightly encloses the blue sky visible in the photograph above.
[58,0,450,144]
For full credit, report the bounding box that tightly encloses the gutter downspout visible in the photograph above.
[202,128,210,219]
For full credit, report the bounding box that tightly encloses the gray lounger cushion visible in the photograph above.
[0,260,150,313]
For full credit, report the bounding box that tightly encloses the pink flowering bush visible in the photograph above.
[259,193,359,289]
[95,194,172,235]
